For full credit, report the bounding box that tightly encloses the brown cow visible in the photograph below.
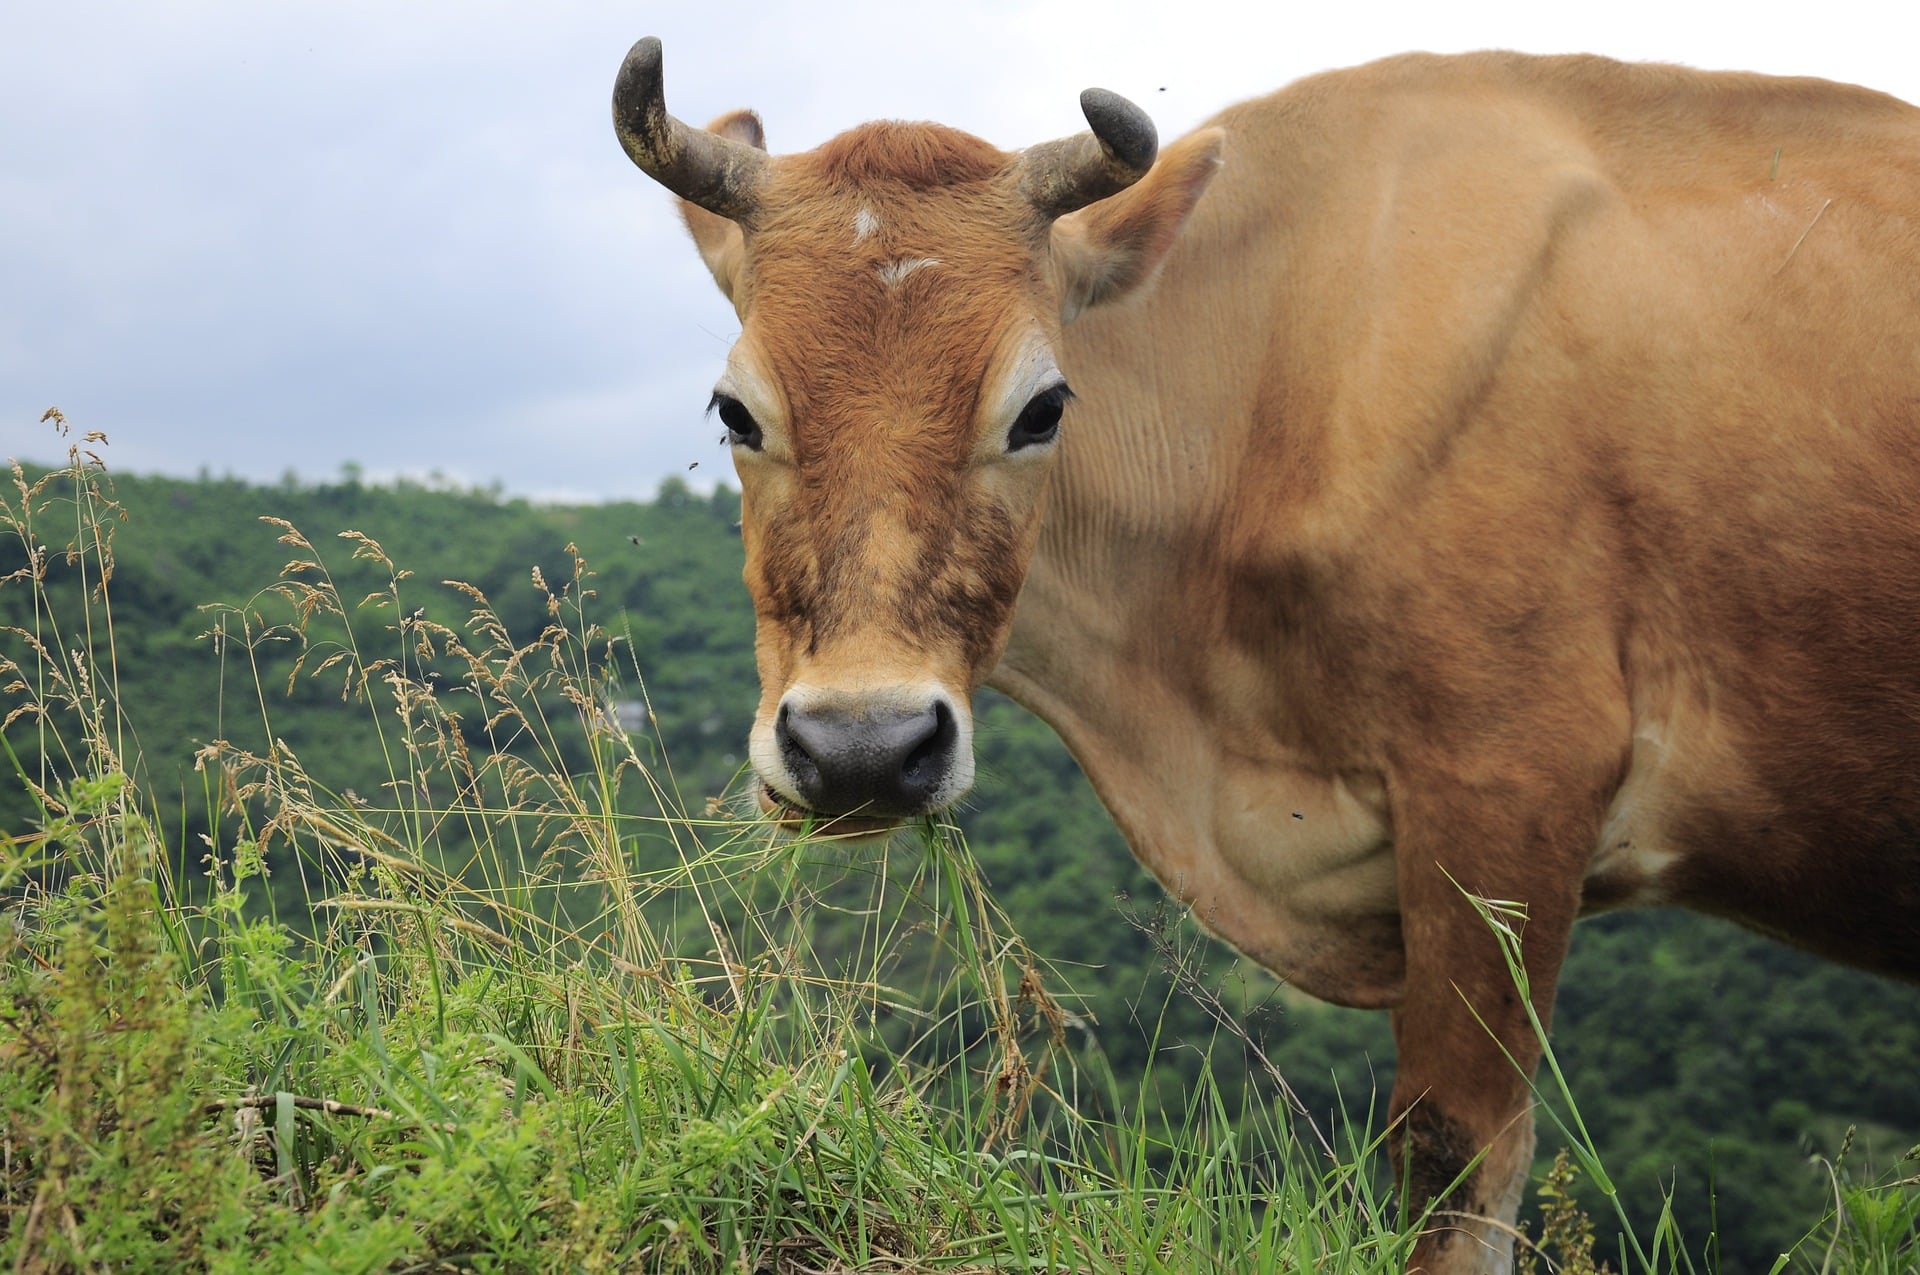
[612,37,1920,1272]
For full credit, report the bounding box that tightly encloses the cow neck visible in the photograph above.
[992,208,1294,773]
[990,352,1248,801]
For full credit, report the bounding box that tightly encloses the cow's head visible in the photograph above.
[614,38,1221,829]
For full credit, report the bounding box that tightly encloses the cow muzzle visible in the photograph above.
[752,683,975,824]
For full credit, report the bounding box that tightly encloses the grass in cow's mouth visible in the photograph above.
[3,422,1911,1271]
[757,782,934,842]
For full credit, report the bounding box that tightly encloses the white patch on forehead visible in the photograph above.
[877,257,940,287]
[852,206,880,242]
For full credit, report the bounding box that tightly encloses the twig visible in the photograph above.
[207,1094,396,1120]
[205,1094,456,1132]
[12,1179,49,1275]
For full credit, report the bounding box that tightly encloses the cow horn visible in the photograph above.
[612,36,767,223]
[1018,88,1159,219]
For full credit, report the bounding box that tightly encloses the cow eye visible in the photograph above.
[708,393,763,451]
[1007,383,1072,452]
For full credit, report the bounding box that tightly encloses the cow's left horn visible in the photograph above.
[1017,88,1159,219]
[613,36,767,223]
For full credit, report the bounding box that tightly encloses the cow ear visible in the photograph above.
[1050,127,1224,322]
[679,109,766,308]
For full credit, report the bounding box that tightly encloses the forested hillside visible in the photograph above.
[4,455,1917,1268]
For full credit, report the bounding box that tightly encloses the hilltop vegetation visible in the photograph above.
[3,432,1917,1270]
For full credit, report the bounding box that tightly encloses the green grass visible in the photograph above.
[3,416,1915,1272]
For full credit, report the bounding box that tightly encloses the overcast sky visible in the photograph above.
[6,1,1915,502]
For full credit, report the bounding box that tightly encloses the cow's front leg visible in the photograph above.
[1388,807,1588,1275]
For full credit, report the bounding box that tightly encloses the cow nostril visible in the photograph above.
[775,702,822,796]
[901,700,956,788]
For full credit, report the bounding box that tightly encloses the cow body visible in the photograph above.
[1009,51,1920,992]
[616,44,1920,1272]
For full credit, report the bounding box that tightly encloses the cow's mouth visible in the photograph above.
[757,782,906,840]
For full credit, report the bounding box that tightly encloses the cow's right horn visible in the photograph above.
[612,36,767,223]
[1017,88,1160,219]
